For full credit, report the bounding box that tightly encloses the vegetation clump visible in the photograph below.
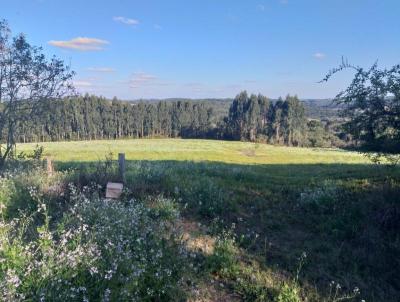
[0,171,189,301]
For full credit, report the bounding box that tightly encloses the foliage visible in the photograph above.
[9,95,214,142]
[16,144,44,160]
[4,91,347,147]
[307,120,341,148]
[206,229,237,273]
[276,252,306,302]
[0,180,187,301]
[0,20,74,168]
[225,92,309,145]
[174,176,230,218]
[321,59,400,160]
[206,228,275,301]
[325,281,361,302]
[276,283,301,302]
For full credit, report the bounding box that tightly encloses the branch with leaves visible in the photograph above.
[321,58,400,160]
[0,19,75,168]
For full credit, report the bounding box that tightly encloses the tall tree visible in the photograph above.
[270,97,284,144]
[0,20,74,167]
[284,95,307,146]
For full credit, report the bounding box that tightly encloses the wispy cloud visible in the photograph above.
[73,80,93,88]
[313,52,326,59]
[257,4,266,11]
[48,37,109,51]
[87,67,116,73]
[129,72,173,89]
[129,72,158,88]
[73,79,113,95]
[113,16,139,26]
[184,82,204,93]
[154,24,163,30]
[280,0,288,4]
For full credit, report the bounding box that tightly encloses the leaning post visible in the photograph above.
[118,153,126,183]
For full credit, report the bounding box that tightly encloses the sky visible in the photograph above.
[3,0,400,100]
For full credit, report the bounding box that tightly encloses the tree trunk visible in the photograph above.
[0,144,12,170]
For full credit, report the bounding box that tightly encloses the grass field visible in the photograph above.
[8,139,400,301]
[18,138,368,164]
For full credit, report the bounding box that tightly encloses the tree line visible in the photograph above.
[3,91,341,148]
[9,95,214,142]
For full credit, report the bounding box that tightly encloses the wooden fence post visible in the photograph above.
[118,153,126,183]
[46,157,54,177]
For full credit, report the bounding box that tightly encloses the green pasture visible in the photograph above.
[17,138,368,164]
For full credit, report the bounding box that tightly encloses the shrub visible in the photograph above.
[299,180,338,210]
[177,177,229,218]
[206,230,237,273]
[276,283,301,302]
[0,182,188,301]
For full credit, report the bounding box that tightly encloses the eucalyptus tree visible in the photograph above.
[227,91,249,140]
[284,95,307,146]
[270,97,284,144]
[0,20,74,167]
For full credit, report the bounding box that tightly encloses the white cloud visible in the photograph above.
[129,72,158,88]
[280,0,288,4]
[257,4,266,11]
[154,24,163,30]
[48,37,109,51]
[87,67,116,73]
[73,80,93,88]
[129,72,173,89]
[313,52,326,59]
[113,16,139,26]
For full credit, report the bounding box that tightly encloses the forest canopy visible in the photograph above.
[0,92,343,148]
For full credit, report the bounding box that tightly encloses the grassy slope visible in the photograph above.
[17,139,400,301]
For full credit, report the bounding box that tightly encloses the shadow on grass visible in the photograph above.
[56,160,400,301]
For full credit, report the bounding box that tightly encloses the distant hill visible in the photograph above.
[301,99,341,120]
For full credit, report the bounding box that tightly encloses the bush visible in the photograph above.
[0,181,188,301]
[206,230,237,273]
[276,283,301,302]
[177,177,229,218]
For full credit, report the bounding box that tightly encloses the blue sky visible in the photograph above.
[4,0,400,99]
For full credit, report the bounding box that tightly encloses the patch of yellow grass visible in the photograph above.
[181,220,216,255]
